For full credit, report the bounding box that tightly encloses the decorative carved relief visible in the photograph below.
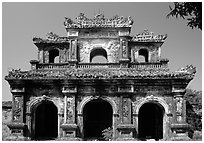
[176,97,183,116]
[13,96,23,122]
[122,98,130,123]
[66,97,74,123]
[121,40,127,58]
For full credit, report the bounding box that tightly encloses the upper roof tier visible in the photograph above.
[64,13,134,29]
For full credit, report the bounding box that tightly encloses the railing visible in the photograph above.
[35,62,167,70]
[130,62,167,69]
[37,63,70,70]
[77,63,120,69]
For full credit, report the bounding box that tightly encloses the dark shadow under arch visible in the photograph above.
[138,102,164,140]
[31,101,58,140]
[83,98,113,140]
[90,48,107,63]
[138,48,148,62]
[49,49,59,63]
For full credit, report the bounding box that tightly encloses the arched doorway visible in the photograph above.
[138,102,164,140]
[83,99,113,140]
[31,101,58,140]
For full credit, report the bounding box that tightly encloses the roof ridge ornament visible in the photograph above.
[64,13,134,28]
[131,29,167,42]
[175,65,196,75]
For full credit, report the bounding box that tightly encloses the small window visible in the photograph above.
[49,49,59,63]
[138,49,148,62]
[90,48,108,63]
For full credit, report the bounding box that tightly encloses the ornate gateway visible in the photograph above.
[5,13,196,141]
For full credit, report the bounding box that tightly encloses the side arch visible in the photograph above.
[134,95,170,115]
[27,95,60,114]
[26,95,61,140]
[133,95,170,140]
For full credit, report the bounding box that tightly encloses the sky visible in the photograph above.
[2,2,202,101]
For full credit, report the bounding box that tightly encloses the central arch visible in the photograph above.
[83,98,113,140]
[138,102,164,140]
[31,100,58,140]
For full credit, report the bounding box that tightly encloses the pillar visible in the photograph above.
[119,37,129,68]
[116,85,135,140]
[60,86,78,140]
[171,87,190,140]
[7,86,27,140]
[68,39,78,67]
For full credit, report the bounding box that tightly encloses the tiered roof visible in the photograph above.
[5,65,196,80]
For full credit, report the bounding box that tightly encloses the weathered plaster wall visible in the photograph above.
[79,39,120,63]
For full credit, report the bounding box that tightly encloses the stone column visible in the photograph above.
[60,86,78,140]
[7,86,27,140]
[171,87,190,140]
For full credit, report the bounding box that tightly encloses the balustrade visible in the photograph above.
[36,62,166,70]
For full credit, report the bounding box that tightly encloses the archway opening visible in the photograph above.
[32,101,58,140]
[138,49,148,62]
[138,102,164,140]
[49,49,59,63]
[83,99,113,140]
[90,48,108,63]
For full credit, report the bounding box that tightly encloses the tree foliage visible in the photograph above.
[167,2,202,30]
[184,88,202,138]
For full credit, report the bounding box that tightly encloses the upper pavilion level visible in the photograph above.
[5,13,196,81]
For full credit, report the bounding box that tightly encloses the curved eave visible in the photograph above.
[129,41,164,46]
[4,73,195,81]
[33,42,69,49]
